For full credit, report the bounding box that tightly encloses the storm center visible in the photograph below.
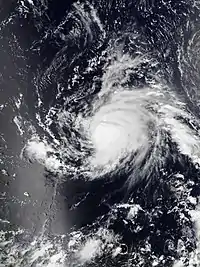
[92,122,124,151]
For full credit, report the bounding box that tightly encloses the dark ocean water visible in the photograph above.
[1,0,200,266]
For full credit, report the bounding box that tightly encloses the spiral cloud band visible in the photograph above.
[88,89,154,169]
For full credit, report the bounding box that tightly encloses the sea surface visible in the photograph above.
[1,0,200,266]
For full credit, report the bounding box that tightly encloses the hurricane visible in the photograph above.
[1,0,200,267]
